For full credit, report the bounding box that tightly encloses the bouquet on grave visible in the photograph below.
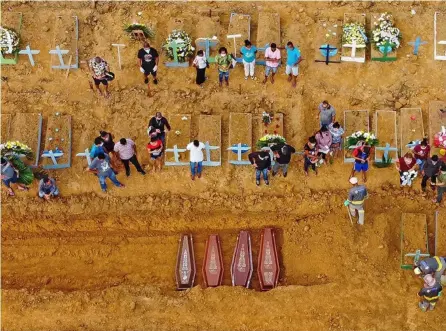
[0,26,20,54]
[256,134,286,149]
[162,30,194,62]
[262,112,272,125]
[0,141,34,185]
[346,131,379,148]
[371,13,402,52]
[342,22,367,46]
[123,23,155,39]
[433,126,446,149]
[400,169,418,187]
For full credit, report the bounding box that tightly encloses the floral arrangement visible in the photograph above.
[256,134,286,149]
[262,112,272,125]
[162,30,194,62]
[433,126,446,149]
[0,26,20,54]
[400,170,418,187]
[123,23,155,39]
[342,22,367,46]
[1,141,34,185]
[371,13,402,52]
[346,131,379,148]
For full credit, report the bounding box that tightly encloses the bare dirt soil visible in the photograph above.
[1,1,446,331]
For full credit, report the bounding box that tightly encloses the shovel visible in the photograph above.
[345,205,353,226]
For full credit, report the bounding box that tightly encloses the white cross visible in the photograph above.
[19,45,40,66]
[111,43,125,70]
[76,148,92,165]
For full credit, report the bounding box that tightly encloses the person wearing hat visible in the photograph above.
[344,177,368,225]
[38,175,59,201]
[270,143,296,177]
[421,155,443,196]
[414,256,446,283]
[1,157,28,196]
[434,164,446,204]
[88,56,111,98]
[148,112,171,148]
[418,274,442,312]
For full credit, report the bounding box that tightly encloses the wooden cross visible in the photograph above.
[111,43,125,69]
[76,148,92,165]
[165,145,188,165]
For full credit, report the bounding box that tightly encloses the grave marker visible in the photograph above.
[111,43,125,69]
[228,113,252,165]
[195,38,219,63]
[374,110,398,162]
[50,15,79,70]
[256,11,280,66]
[341,13,366,63]
[343,110,369,163]
[164,40,189,67]
[400,213,429,270]
[76,148,92,165]
[408,37,427,56]
[18,45,40,66]
[41,114,72,169]
[434,12,446,61]
[315,19,342,65]
[400,108,424,155]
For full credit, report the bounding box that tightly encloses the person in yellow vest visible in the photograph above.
[418,274,442,312]
[344,177,368,225]
[414,256,446,284]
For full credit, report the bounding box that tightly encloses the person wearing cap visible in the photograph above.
[344,177,368,225]
[414,256,446,283]
[148,112,171,148]
[418,274,442,312]
[270,143,296,178]
[1,157,29,196]
[38,175,59,201]
[434,164,446,204]
[88,56,111,98]
[421,155,442,196]
[263,43,281,84]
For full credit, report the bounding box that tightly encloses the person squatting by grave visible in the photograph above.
[88,56,111,98]
[240,40,257,80]
[328,122,345,159]
[318,100,336,128]
[263,43,281,84]
[271,143,296,178]
[304,136,319,176]
[249,150,271,186]
[138,41,159,96]
[396,152,418,188]
[421,155,442,197]
[186,140,206,180]
[1,157,29,196]
[418,274,442,312]
[114,138,146,177]
[284,41,302,88]
[146,135,163,173]
[214,47,233,87]
[192,50,208,88]
[147,112,171,147]
[315,125,332,166]
[351,143,371,183]
[413,138,431,171]
[344,177,368,225]
[88,153,124,193]
[38,175,59,201]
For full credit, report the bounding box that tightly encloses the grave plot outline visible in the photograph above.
[341,13,367,63]
[434,12,446,61]
[400,213,430,270]
[227,12,251,63]
[41,115,72,169]
[343,109,369,163]
[0,12,23,65]
[228,113,252,165]
[315,19,342,65]
[370,13,397,62]
[195,38,219,63]
[399,108,424,155]
[428,100,446,148]
[374,110,398,163]
[49,15,79,70]
[198,115,221,167]
[165,114,191,166]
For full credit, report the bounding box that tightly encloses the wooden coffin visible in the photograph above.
[231,230,253,288]
[175,234,196,290]
[203,235,224,287]
[257,228,280,291]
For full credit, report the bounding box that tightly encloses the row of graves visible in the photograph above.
[2,11,446,69]
[176,228,280,290]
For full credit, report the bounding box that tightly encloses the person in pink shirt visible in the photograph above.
[114,138,146,177]
[315,126,332,166]
[263,43,281,84]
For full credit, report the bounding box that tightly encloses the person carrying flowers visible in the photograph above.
[395,152,418,188]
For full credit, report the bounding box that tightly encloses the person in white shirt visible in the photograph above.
[186,139,205,180]
[192,50,208,88]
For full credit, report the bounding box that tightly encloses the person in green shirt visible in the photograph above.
[214,47,233,87]
[434,164,446,204]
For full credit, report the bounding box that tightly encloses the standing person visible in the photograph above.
[88,153,124,193]
[113,138,146,177]
[350,143,371,183]
[146,136,163,173]
[328,122,345,159]
[98,131,115,154]
[271,143,296,177]
[317,101,336,128]
[285,41,301,88]
[418,274,442,312]
[263,43,281,84]
[304,136,319,176]
[248,151,271,186]
[90,137,106,160]
[1,157,28,196]
[395,152,418,187]
[192,50,208,88]
[240,40,257,80]
[344,177,368,225]
[88,56,110,98]
[315,126,332,166]
[38,175,59,201]
[421,155,442,196]
[148,112,171,147]
[137,41,159,96]
[186,139,205,180]
[413,138,431,171]
[434,164,446,205]
[214,47,232,87]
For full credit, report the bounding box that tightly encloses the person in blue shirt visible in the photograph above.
[90,137,105,160]
[240,40,257,80]
[285,41,301,88]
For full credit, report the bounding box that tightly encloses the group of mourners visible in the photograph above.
[88,39,302,98]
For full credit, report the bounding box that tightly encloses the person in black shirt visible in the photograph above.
[304,136,319,176]
[98,131,115,154]
[137,42,159,96]
[418,274,442,311]
[248,151,271,186]
[271,143,296,177]
[148,112,171,147]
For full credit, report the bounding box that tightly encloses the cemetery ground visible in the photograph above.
[1,1,446,330]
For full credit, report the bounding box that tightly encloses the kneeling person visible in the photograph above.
[38,175,59,200]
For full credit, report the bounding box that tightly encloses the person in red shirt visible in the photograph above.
[395,152,418,187]
[146,136,163,172]
[413,138,431,171]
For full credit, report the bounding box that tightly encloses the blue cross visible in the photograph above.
[196,38,218,63]
[227,143,251,165]
[408,37,427,55]
[19,45,40,66]
[165,144,188,166]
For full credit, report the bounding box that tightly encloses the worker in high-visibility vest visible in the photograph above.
[414,256,446,284]
[344,177,368,225]
[418,274,442,312]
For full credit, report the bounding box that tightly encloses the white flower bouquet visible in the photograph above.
[346,131,379,147]
[400,170,418,187]
[0,26,20,54]
[163,30,195,62]
[0,141,33,159]
[371,13,402,52]
[342,22,367,46]
[256,134,286,149]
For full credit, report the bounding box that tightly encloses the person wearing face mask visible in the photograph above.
[214,47,233,87]
[413,138,431,171]
[396,152,418,187]
[421,155,442,196]
[263,43,281,84]
[137,42,159,96]
[350,143,371,183]
[315,125,332,166]
[304,136,319,176]
[240,40,257,80]
[328,122,344,159]
[434,164,446,204]
[148,112,171,148]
